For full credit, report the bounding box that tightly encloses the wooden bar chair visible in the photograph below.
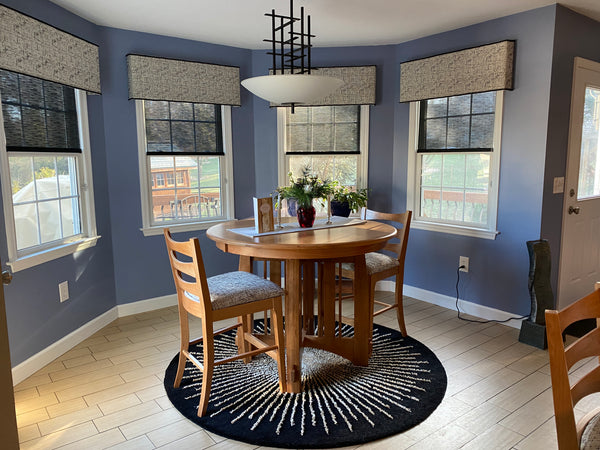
[339,208,412,336]
[546,283,600,449]
[164,229,286,417]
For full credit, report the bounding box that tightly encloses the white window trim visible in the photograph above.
[406,93,503,240]
[0,91,99,272]
[136,101,235,237]
[277,105,370,189]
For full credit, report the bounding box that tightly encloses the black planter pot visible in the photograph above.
[330,200,351,217]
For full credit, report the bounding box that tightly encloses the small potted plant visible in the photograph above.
[330,184,368,217]
[277,167,332,228]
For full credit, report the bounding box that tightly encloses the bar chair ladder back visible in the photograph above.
[340,208,412,336]
[546,282,600,449]
[164,229,286,417]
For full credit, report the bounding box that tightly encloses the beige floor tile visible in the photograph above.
[55,374,125,403]
[20,421,99,450]
[453,368,527,407]
[48,357,115,382]
[153,430,219,449]
[407,423,475,449]
[98,393,142,415]
[93,401,163,432]
[118,408,185,440]
[46,397,88,418]
[18,424,41,443]
[57,428,127,450]
[136,384,168,403]
[15,372,52,391]
[62,354,97,369]
[358,432,417,449]
[83,375,161,406]
[40,360,141,397]
[17,407,50,428]
[38,405,103,436]
[109,345,161,365]
[14,386,40,402]
[453,402,511,435]
[460,423,524,449]
[106,435,155,449]
[146,419,201,447]
[488,371,551,412]
[499,388,555,436]
[513,417,557,449]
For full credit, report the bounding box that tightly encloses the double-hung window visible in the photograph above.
[0,70,98,271]
[407,91,503,239]
[136,100,234,235]
[278,105,369,213]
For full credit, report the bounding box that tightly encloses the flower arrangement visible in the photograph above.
[277,167,333,210]
[331,184,369,214]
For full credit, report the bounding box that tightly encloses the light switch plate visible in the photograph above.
[553,177,565,194]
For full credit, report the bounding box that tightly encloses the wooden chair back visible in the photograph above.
[546,287,600,449]
[360,208,412,265]
[164,229,211,319]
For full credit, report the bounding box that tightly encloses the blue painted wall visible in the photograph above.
[395,7,557,314]
[0,0,116,365]
[2,0,599,367]
[541,5,600,298]
[98,27,254,304]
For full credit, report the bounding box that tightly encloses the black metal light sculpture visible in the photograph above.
[241,0,343,109]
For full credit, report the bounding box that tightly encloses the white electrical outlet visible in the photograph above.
[59,281,69,302]
[459,256,469,273]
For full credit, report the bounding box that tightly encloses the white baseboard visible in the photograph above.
[377,280,525,329]
[13,282,525,385]
[116,294,177,317]
[11,307,119,385]
[12,294,178,385]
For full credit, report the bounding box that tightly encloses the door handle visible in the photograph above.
[568,205,580,215]
[1,271,11,285]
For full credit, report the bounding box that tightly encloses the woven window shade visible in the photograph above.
[0,5,101,94]
[127,55,241,106]
[269,66,376,107]
[399,40,515,103]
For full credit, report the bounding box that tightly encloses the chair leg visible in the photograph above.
[395,277,407,337]
[174,307,190,388]
[237,315,252,363]
[271,299,287,392]
[198,322,214,417]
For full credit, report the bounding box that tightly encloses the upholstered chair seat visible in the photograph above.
[342,252,400,276]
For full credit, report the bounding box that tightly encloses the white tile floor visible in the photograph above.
[14,292,586,449]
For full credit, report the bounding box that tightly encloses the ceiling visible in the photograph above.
[49,0,600,49]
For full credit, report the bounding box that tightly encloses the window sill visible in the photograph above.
[411,220,499,240]
[8,236,101,272]
[140,219,232,236]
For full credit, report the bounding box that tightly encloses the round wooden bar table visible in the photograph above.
[207,218,396,393]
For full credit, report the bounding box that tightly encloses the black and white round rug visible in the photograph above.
[164,321,447,448]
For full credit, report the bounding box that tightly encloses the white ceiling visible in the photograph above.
[49,0,600,49]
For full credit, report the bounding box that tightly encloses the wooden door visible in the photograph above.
[0,262,18,448]
[558,57,600,309]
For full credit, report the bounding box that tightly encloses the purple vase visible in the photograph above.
[297,206,316,228]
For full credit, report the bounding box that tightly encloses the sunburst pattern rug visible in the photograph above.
[164,321,447,448]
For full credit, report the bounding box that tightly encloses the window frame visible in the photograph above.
[406,92,504,240]
[136,101,235,236]
[277,105,370,195]
[0,89,99,272]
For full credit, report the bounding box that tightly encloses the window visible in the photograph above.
[278,105,369,213]
[0,70,98,271]
[136,100,234,235]
[407,91,503,239]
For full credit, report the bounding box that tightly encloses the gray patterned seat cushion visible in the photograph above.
[581,411,600,449]
[341,252,399,275]
[184,271,284,310]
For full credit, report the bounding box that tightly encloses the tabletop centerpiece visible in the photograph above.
[277,167,332,228]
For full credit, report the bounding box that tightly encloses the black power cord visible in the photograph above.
[455,266,530,324]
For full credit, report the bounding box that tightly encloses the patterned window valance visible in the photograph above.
[399,40,515,103]
[269,66,376,107]
[0,5,101,94]
[127,55,241,106]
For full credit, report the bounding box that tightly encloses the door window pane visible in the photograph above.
[578,86,600,199]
